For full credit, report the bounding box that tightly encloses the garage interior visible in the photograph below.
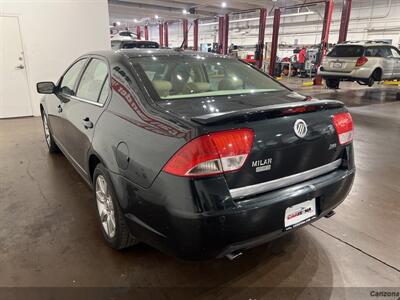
[0,0,399,299]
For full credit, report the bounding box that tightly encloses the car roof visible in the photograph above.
[87,49,229,59]
[337,41,391,47]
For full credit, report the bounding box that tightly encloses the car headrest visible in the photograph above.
[187,82,211,93]
[152,80,172,98]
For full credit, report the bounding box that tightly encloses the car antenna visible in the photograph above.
[176,23,193,51]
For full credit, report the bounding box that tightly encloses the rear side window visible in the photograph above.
[365,47,392,58]
[59,59,87,96]
[390,47,400,58]
[327,46,364,57]
[76,58,110,103]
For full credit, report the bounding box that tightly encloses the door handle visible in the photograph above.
[57,105,63,113]
[15,64,25,70]
[82,117,93,129]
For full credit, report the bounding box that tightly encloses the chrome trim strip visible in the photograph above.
[70,95,103,107]
[230,159,342,200]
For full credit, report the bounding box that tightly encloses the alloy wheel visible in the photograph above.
[42,114,51,146]
[95,175,116,239]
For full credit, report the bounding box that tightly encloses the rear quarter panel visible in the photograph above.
[92,56,194,189]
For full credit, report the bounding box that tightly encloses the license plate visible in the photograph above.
[284,199,316,230]
[333,62,342,68]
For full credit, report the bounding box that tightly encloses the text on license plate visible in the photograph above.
[284,199,316,230]
[333,62,342,68]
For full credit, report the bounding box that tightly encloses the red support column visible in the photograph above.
[338,0,352,43]
[159,23,164,47]
[314,0,334,85]
[193,19,199,51]
[144,25,149,41]
[182,19,189,49]
[256,8,267,69]
[222,14,229,55]
[269,9,281,76]
[218,16,224,54]
[136,25,141,40]
[164,22,169,47]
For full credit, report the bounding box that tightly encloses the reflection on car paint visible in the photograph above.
[110,75,190,139]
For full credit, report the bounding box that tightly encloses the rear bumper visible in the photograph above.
[115,162,355,260]
[318,67,372,81]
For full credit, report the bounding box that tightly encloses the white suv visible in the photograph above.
[319,41,400,89]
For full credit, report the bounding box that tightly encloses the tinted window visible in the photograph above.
[327,46,364,57]
[133,56,286,100]
[119,31,132,37]
[59,59,87,96]
[364,47,390,57]
[76,59,109,103]
[122,42,159,49]
[365,47,380,57]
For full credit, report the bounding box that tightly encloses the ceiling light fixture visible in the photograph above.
[221,2,227,8]
[182,9,188,14]
[199,11,315,26]
[134,19,138,23]
[155,14,159,19]
[116,21,121,26]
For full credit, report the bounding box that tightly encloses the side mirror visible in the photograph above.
[37,82,56,94]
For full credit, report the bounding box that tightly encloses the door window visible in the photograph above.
[390,48,400,58]
[76,58,109,103]
[59,59,87,96]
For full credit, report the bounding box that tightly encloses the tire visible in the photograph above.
[93,163,137,250]
[367,69,381,87]
[326,79,340,89]
[41,111,60,153]
[367,76,375,87]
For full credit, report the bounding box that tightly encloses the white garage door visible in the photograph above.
[0,16,32,118]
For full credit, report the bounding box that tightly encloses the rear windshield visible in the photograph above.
[327,45,364,57]
[122,42,159,49]
[131,56,287,100]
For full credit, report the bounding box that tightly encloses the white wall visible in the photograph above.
[146,0,400,50]
[0,0,110,116]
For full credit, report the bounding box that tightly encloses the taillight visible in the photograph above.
[163,129,254,177]
[356,56,368,67]
[333,112,353,145]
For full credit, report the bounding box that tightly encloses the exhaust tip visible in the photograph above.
[226,251,243,261]
[325,210,336,218]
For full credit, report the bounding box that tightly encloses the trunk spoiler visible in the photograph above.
[191,100,344,125]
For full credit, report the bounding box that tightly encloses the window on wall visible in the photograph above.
[76,58,110,103]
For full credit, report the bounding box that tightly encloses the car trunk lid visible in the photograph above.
[158,94,347,199]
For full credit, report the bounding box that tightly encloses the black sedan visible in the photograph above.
[37,49,355,260]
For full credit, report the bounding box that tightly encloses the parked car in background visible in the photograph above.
[319,41,400,89]
[111,40,159,50]
[110,31,137,41]
[37,49,355,260]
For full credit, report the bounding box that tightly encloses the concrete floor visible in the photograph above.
[0,82,399,299]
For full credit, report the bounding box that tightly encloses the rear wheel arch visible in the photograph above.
[89,154,102,183]
[372,68,382,81]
